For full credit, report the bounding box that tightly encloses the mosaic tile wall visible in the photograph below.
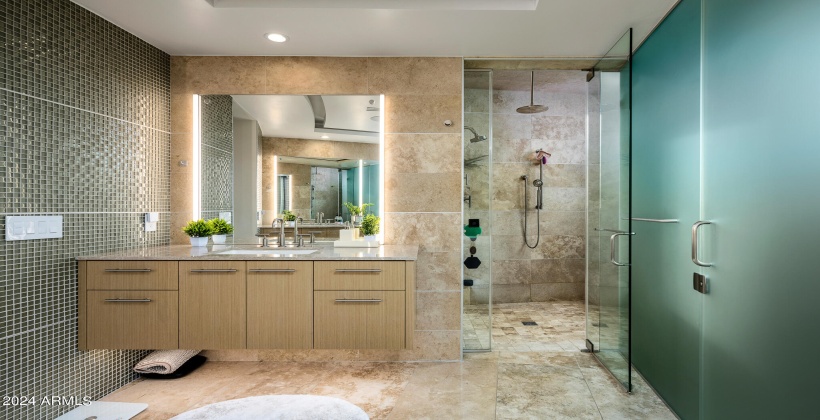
[1,0,171,418]
[200,95,233,222]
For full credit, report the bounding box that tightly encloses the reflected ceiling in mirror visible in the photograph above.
[232,95,380,143]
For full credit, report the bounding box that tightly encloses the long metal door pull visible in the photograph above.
[189,269,238,273]
[691,221,713,267]
[334,269,382,273]
[104,269,152,272]
[104,298,152,303]
[335,299,383,303]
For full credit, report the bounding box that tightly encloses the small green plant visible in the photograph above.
[182,219,213,238]
[282,210,297,221]
[344,202,374,216]
[360,214,380,236]
[208,218,234,235]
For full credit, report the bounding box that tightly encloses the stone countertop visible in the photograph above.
[77,243,418,261]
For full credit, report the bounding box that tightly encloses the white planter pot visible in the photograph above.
[363,235,377,242]
[211,234,227,244]
[286,221,296,227]
[189,237,209,247]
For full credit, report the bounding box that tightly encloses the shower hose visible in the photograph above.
[523,177,540,249]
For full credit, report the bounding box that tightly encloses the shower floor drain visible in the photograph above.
[522,321,537,326]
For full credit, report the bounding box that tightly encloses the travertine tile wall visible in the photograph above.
[1,0,170,418]
[170,57,463,361]
[475,70,588,303]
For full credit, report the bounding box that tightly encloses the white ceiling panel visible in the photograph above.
[70,0,678,57]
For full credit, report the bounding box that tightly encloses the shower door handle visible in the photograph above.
[609,232,635,267]
[692,221,713,267]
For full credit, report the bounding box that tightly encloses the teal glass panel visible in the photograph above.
[632,0,702,417]
[702,0,820,417]
[586,28,632,391]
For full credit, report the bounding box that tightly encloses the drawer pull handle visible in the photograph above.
[335,299,383,303]
[334,269,382,273]
[248,269,296,273]
[104,269,153,272]
[104,298,152,303]
[189,269,238,273]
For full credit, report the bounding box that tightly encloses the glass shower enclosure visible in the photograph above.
[586,29,633,391]
[462,69,493,352]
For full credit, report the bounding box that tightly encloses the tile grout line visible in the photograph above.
[0,87,172,134]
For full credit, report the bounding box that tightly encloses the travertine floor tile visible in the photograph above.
[103,301,674,419]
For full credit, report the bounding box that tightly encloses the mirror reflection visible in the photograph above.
[198,94,382,243]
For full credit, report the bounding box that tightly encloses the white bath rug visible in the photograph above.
[170,395,369,420]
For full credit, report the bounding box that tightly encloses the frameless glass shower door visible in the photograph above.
[462,69,493,351]
[586,29,633,391]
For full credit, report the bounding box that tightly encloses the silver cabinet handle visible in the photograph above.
[334,269,382,273]
[609,232,635,267]
[104,268,152,272]
[335,299,383,303]
[629,218,679,223]
[692,221,713,267]
[248,269,296,273]
[189,269,238,273]
[104,298,152,303]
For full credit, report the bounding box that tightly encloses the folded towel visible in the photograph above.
[134,350,201,375]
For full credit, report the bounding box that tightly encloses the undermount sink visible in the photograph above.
[215,249,318,256]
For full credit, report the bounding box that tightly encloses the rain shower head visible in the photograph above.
[516,71,549,114]
[464,126,488,143]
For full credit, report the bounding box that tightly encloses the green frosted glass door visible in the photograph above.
[701,0,820,417]
[631,0,703,417]
[586,29,632,391]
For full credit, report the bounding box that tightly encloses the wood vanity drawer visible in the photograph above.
[314,291,405,349]
[86,261,178,290]
[313,261,405,291]
[86,290,178,349]
[247,261,313,349]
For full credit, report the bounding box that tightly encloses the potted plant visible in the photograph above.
[360,214,380,242]
[344,202,373,224]
[182,219,212,247]
[208,218,233,244]
[282,210,297,227]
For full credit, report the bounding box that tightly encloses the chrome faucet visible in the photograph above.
[293,217,303,246]
[272,218,285,247]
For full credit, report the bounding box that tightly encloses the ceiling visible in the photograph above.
[231,95,380,143]
[70,0,678,57]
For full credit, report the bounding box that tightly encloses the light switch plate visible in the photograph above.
[6,216,63,241]
[144,212,159,232]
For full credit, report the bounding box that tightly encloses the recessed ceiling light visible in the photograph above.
[320,135,329,139]
[265,33,289,43]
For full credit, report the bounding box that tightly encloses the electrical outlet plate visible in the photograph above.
[5,216,63,241]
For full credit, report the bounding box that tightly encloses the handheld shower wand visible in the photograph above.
[522,149,551,248]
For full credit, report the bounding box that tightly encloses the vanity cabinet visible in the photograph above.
[80,261,179,350]
[179,261,246,349]
[246,261,313,349]
[78,253,415,351]
[313,261,414,350]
